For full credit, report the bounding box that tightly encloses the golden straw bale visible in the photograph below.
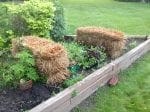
[21,36,55,55]
[76,27,126,59]
[46,69,70,84]
[35,44,70,84]
[36,43,68,60]
[11,36,70,84]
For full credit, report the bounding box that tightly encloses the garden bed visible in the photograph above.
[29,36,150,112]
[0,36,149,112]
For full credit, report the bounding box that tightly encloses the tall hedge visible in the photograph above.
[0,4,13,47]
[10,0,55,37]
[0,0,55,38]
[50,0,66,41]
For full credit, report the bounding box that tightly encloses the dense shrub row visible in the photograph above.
[0,49,41,88]
[8,0,55,37]
[0,0,65,44]
[63,42,107,69]
[50,0,66,41]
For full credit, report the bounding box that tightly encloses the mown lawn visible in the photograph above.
[62,0,150,35]
[72,52,150,112]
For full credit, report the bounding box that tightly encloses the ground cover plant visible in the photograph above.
[63,42,107,70]
[0,48,45,89]
[0,0,65,41]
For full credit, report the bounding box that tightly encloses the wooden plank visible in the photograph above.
[53,71,113,112]
[50,65,114,112]
[74,63,113,92]
[112,39,150,72]
[53,100,71,112]
[29,87,74,112]
[64,35,149,39]
[128,39,150,64]
[69,73,113,110]
[126,35,148,39]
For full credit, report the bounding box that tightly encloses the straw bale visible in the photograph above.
[11,36,70,84]
[76,27,126,58]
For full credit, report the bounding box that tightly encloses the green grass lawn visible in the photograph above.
[62,0,150,35]
[62,1,150,111]
[73,52,150,112]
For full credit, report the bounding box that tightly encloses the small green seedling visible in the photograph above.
[129,41,137,50]
[71,90,78,98]
[51,91,56,96]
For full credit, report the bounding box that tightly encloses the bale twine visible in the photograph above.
[11,36,70,85]
[76,27,126,59]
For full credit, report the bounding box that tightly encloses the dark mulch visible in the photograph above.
[0,84,60,112]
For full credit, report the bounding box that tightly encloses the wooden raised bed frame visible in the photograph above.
[30,36,150,112]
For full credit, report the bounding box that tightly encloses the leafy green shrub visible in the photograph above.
[0,35,12,56]
[50,0,65,41]
[11,50,39,81]
[71,90,78,98]
[0,4,12,39]
[63,42,107,69]
[0,49,39,88]
[0,0,55,49]
[0,39,8,58]
[0,5,7,33]
[0,37,4,49]
[128,41,137,50]
[0,5,15,49]
[85,46,107,68]
[5,0,55,37]
[63,42,86,64]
